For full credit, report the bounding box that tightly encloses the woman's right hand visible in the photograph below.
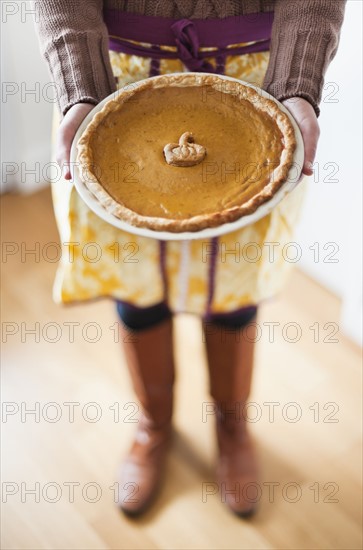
[56,103,95,180]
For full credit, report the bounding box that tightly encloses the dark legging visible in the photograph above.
[116,300,257,331]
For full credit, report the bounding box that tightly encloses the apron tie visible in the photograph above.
[171,19,216,73]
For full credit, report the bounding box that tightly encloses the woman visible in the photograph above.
[34,0,346,517]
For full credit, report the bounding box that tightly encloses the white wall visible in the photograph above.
[1,2,54,193]
[294,0,362,346]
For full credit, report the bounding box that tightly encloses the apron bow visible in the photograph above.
[171,19,215,73]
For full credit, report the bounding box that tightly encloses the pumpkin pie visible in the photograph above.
[77,73,296,233]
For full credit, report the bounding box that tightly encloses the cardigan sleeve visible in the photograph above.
[33,0,117,116]
[263,0,347,117]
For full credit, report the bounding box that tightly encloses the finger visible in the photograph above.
[56,127,73,180]
[296,115,320,176]
[55,104,95,181]
[302,126,320,176]
[56,148,72,180]
[281,98,320,178]
[62,162,72,181]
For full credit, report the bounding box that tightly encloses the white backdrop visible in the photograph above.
[1,1,362,345]
[1,1,54,193]
[294,1,362,346]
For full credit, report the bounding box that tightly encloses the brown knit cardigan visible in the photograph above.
[33,0,346,117]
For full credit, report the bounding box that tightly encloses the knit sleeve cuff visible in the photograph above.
[264,79,322,118]
[263,1,346,118]
[43,30,117,116]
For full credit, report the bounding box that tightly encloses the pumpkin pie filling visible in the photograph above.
[77,74,296,232]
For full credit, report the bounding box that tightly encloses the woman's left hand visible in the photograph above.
[282,97,320,177]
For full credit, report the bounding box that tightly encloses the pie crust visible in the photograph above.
[77,73,296,233]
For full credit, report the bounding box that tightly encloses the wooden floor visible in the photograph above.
[1,188,362,550]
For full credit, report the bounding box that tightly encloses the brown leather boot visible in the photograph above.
[117,317,175,516]
[203,316,259,517]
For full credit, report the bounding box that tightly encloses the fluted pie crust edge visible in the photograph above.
[76,73,297,233]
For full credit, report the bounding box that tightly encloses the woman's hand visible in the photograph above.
[282,97,320,177]
[56,103,95,180]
